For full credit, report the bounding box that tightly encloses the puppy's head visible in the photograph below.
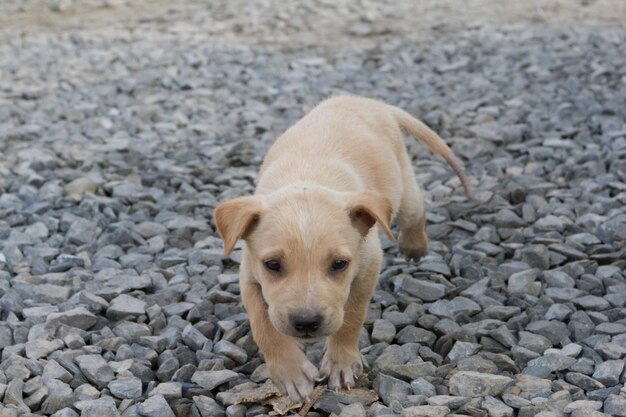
[213,187,393,340]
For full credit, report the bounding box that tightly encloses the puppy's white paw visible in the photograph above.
[320,351,363,390]
[267,348,319,403]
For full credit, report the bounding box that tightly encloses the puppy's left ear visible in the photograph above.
[213,196,265,256]
[347,191,395,240]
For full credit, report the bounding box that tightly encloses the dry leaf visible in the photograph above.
[265,395,301,415]
[216,380,281,406]
[216,377,378,416]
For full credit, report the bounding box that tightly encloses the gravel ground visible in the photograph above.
[1,1,626,416]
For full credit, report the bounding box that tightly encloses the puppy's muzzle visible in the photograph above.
[290,310,323,337]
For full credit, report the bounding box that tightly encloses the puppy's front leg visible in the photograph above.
[241,279,319,402]
[321,255,381,390]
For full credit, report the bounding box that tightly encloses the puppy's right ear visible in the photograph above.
[213,196,264,256]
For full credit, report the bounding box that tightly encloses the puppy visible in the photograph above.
[213,96,471,402]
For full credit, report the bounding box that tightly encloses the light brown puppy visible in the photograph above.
[214,96,471,402]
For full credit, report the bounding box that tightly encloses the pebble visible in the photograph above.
[373,373,412,406]
[191,370,239,391]
[449,371,514,397]
[137,394,175,417]
[371,319,397,344]
[75,355,115,389]
[108,376,143,399]
[106,294,147,320]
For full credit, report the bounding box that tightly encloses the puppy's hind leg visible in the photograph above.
[397,165,429,263]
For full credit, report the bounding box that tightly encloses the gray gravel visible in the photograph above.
[1,0,626,416]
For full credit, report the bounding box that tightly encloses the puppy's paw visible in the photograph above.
[266,347,319,403]
[320,350,363,391]
[399,245,428,263]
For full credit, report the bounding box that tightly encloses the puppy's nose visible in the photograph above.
[290,311,323,334]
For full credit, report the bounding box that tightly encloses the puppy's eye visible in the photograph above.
[264,259,282,273]
[331,259,348,272]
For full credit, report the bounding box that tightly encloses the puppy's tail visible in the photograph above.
[391,106,473,201]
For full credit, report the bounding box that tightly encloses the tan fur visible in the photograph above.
[213,96,470,402]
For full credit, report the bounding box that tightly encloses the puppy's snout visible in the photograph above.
[290,310,323,335]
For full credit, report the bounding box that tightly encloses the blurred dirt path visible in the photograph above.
[1,0,625,47]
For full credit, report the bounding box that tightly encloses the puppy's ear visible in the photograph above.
[213,196,264,256]
[347,191,395,240]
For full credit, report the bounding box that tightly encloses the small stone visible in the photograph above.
[596,342,626,359]
[384,361,437,380]
[446,341,481,363]
[339,402,366,417]
[449,371,513,397]
[565,372,605,391]
[411,378,436,397]
[427,395,468,409]
[502,393,532,409]
[47,307,97,330]
[508,269,540,295]
[518,245,550,269]
[78,397,120,417]
[41,379,74,414]
[65,175,99,197]
[193,395,226,417]
[604,394,626,416]
[74,384,100,401]
[484,306,521,320]
[107,294,147,320]
[182,324,209,350]
[534,215,565,232]
[75,355,115,389]
[495,209,525,228]
[592,360,624,386]
[42,360,72,383]
[66,218,100,245]
[191,370,238,390]
[518,331,553,354]
[526,353,576,372]
[563,400,603,413]
[372,319,396,344]
[394,274,446,302]
[573,295,610,311]
[135,222,168,239]
[373,373,412,406]
[49,254,85,272]
[545,343,582,357]
[148,382,182,400]
[51,408,79,417]
[429,297,481,318]
[108,376,143,399]
[162,302,195,317]
[482,395,514,417]
[490,325,518,347]
[544,270,576,288]
[515,374,552,398]
[25,339,64,359]
[138,394,175,417]
[5,379,29,414]
[396,326,436,345]
[525,321,570,345]
[156,358,179,382]
[226,404,246,417]
[570,411,610,417]
[545,304,573,320]
[213,340,248,365]
[401,405,449,417]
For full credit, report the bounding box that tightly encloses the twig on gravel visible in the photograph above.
[298,385,325,416]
